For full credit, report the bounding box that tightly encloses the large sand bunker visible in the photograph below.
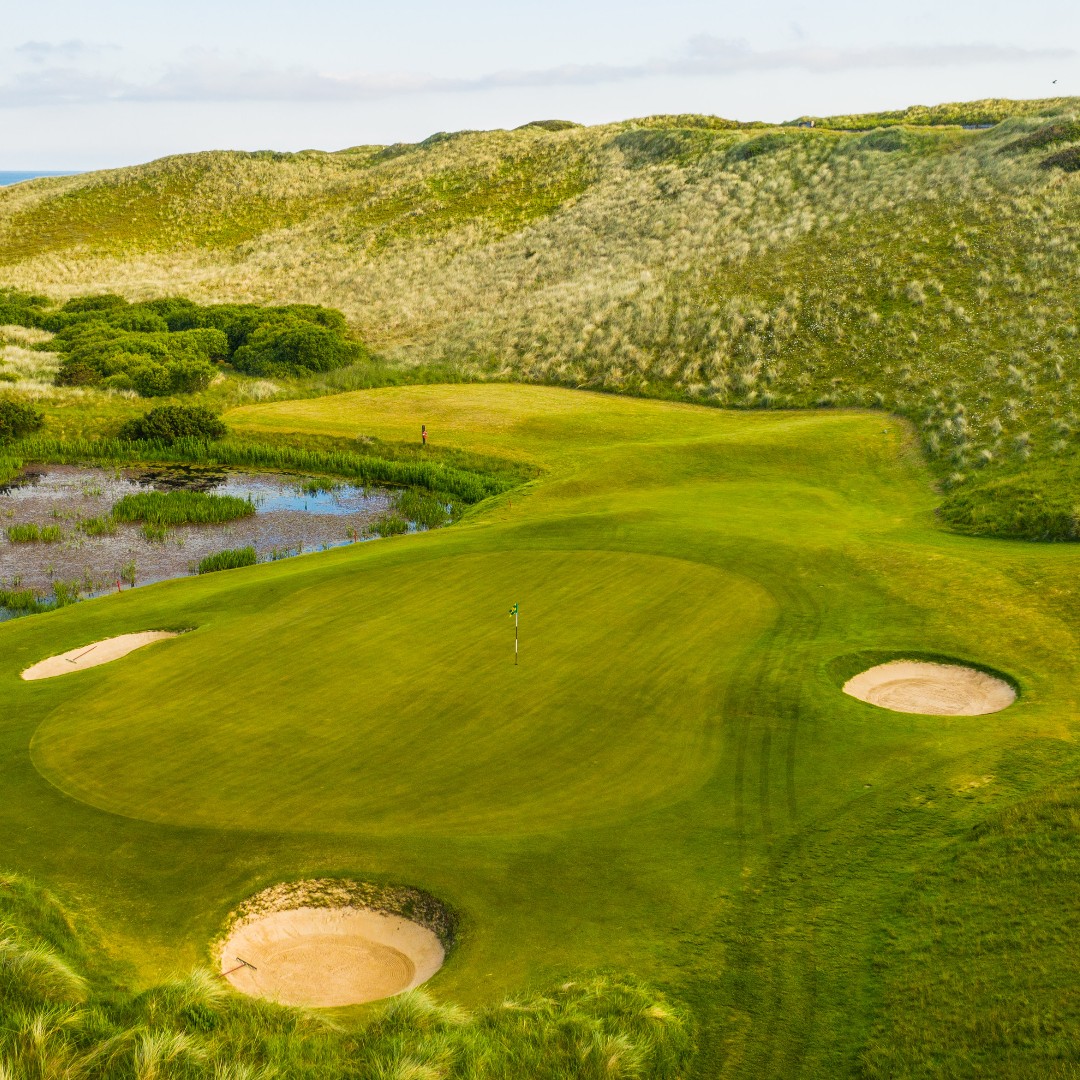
[843,660,1015,715]
[218,880,453,1008]
[21,630,180,680]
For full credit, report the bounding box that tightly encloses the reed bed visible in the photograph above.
[112,490,254,527]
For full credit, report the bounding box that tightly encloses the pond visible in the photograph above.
[0,464,401,617]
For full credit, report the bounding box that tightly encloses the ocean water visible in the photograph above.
[0,171,77,186]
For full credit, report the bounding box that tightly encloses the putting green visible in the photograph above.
[31,550,770,832]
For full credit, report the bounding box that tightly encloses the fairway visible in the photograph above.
[3,383,1080,1077]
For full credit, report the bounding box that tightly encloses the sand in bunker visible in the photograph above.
[843,660,1015,716]
[21,631,179,680]
[221,907,445,1008]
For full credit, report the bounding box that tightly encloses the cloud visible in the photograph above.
[14,39,116,64]
[0,37,1073,107]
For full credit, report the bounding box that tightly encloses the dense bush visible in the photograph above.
[0,395,44,441]
[118,404,228,444]
[232,317,363,376]
[0,293,362,395]
[0,288,49,327]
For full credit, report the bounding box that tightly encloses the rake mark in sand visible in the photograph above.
[21,631,181,680]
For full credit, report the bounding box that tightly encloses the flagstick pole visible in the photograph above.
[514,609,519,666]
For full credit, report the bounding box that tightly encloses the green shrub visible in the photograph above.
[119,405,228,444]
[197,546,257,573]
[15,294,361,395]
[0,288,50,327]
[112,490,254,526]
[0,396,44,441]
[232,318,363,376]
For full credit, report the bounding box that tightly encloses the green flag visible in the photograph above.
[509,603,519,616]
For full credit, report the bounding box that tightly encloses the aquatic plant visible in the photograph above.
[141,522,169,543]
[197,546,257,574]
[76,515,116,537]
[112,490,254,526]
[6,523,62,543]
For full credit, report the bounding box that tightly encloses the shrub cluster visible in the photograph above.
[118,404,227,444]
[0,396,44,441]
[1,291,363,395]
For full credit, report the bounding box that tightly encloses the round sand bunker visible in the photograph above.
[843,660,1015,716]
[218,880,453,1008]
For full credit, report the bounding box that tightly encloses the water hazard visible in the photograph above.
[0,464,397,617]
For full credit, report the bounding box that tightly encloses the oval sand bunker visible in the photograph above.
[221,905,445,1008]
[843,660,1015,716]
[21,631,180,680]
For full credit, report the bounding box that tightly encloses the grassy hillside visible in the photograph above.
[3,97,1080,538]
[3,385,1080,1077]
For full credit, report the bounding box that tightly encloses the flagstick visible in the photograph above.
[514,607,519,666]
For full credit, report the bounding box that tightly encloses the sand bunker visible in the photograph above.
[843,660,1015,715]
[21,630,180,680]
[220,905,445,1007]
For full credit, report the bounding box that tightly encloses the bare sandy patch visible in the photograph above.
[221,906,444,1007]
[21,631,180,680]
[217,879,454,1009]
[843,660,1015,715]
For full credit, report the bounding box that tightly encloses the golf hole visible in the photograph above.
[21,630,183,680]
[843,660,1016,715]
[218,880,454,1008]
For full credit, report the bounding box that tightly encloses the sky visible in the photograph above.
[3,0,1078,170]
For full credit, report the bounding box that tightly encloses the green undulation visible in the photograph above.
[112,490,254,526]
[196,546,257,574]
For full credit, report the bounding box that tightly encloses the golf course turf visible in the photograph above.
[3,383,1080,1076]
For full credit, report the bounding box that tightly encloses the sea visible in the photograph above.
[0,171,78,186]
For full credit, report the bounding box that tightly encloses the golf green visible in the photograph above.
[3,383,1079,1076]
